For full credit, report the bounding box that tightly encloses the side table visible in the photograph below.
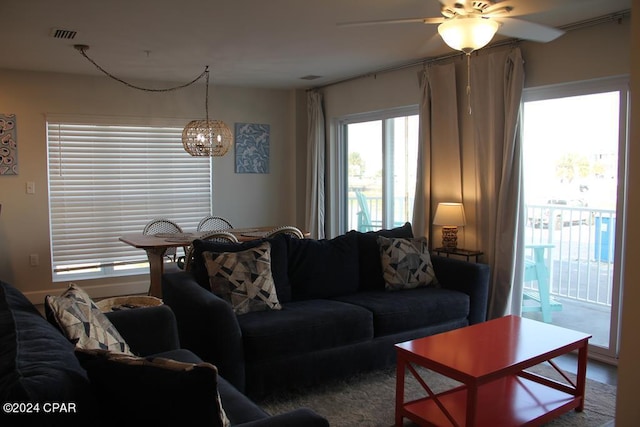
[434,247,483,262]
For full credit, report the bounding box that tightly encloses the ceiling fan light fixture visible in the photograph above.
[438,16,500,54]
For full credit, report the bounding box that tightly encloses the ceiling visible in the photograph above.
[0,0,631,90]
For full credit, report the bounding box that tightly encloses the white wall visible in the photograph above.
[0,69,300,301]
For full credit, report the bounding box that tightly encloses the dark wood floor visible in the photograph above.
[555,353,617,386]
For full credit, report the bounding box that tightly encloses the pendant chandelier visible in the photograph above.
[182,68,233,156]
[74,45,232,157]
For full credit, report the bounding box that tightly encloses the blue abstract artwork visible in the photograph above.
[235,123,270,174]
[0,113,18,176]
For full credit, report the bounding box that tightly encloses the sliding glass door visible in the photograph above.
[520,76,628,363]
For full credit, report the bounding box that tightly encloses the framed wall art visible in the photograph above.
[0,113,18,175]
[234,123,270,174]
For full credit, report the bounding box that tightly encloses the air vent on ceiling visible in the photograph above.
[50,28,78,40]
[300,75,322,81]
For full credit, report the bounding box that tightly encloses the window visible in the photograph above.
[47,117,212,281]
[339,107,419,233]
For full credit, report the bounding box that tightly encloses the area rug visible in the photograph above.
[259,364,616,426]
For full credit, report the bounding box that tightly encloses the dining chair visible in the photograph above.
[142,218,184,262]
[183,231,240,271]
[265,225,304,239]
[197,215,234,231]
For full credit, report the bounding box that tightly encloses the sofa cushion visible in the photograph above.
[203,242,282,315]
[0,281,93,422]
[286,232,360,299]
[237,299,373,361]
[332,288,470,337]
[191,233,291,302]
[76,348,230,427]
[350,222,414,292]
[377,236,437,290]
[45,284,132,354]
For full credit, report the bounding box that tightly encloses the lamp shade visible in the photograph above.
[433,202,466,226]
[438,16,500,54]
[182,119,233,157]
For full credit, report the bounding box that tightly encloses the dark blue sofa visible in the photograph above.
[0,281,328,427]
[162,224,490,399]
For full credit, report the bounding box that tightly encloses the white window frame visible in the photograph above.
[336,105,419,234]
[47,115,212,281]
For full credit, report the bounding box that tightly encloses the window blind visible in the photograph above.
[47,120,212,280]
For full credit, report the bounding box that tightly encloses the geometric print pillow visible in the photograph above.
[45,283,133,354]
[377,236,438,291]
[203,241,282,315]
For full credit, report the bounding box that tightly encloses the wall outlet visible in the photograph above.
[29,254,39,266]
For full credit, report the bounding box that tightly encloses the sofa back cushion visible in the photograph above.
[286,232,360,300]
[0,281,93,423]
[191,233,291,303]
[350,222,414,291]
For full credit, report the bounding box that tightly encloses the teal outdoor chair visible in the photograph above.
[355,190,382,232]
[521,243,563,323]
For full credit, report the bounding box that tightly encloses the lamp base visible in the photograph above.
[441,226,458,250]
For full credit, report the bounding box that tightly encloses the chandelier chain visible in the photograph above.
[75,45,207,92]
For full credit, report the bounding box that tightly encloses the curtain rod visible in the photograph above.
[311,9,631,91]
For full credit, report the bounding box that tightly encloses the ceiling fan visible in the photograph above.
[339,0,565,54]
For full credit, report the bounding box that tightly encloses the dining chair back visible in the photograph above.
[143,218,184,262]
[265,225,304,239]
[197,216,234,231]
[184,231,239,271]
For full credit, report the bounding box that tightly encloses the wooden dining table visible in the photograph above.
[119,226,298,298]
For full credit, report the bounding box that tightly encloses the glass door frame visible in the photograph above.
[521,75,629,364]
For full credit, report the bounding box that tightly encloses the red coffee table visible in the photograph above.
[395,315,591,426]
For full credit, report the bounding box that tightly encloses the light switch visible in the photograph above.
[26,181,35,194]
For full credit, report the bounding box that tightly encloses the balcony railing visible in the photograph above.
[524,204,616,307]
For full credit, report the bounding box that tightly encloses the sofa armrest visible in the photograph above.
[162,271,246,392]
[236,409,329,427]
[431,255,490,324]
[105,304,180,356]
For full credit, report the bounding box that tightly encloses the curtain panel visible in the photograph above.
[305,90,326,239]
[413,62,462,242]
[470,47,525,319]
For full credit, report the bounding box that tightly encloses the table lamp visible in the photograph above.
[433,202,466,250]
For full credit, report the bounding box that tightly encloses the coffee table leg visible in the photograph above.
[576,341,589,411]
[396,355,406,426]
[466,384,478,426]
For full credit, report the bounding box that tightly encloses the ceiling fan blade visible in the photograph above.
[485,0,570,18]
[496,17,565,42]
[338,17,444,27]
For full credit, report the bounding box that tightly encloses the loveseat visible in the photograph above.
[0,281,328,427]
[162,223,490,399]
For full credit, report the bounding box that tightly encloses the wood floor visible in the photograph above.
[555,353,617,386]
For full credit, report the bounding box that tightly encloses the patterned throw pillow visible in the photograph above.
[76,349,230,427]
[203,241,282,315]
[377,236,437,291]
[45,283,132,354]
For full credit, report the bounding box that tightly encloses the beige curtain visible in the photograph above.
[305,90,326,239]
[470,47,525,319]
[412,62,462,243]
